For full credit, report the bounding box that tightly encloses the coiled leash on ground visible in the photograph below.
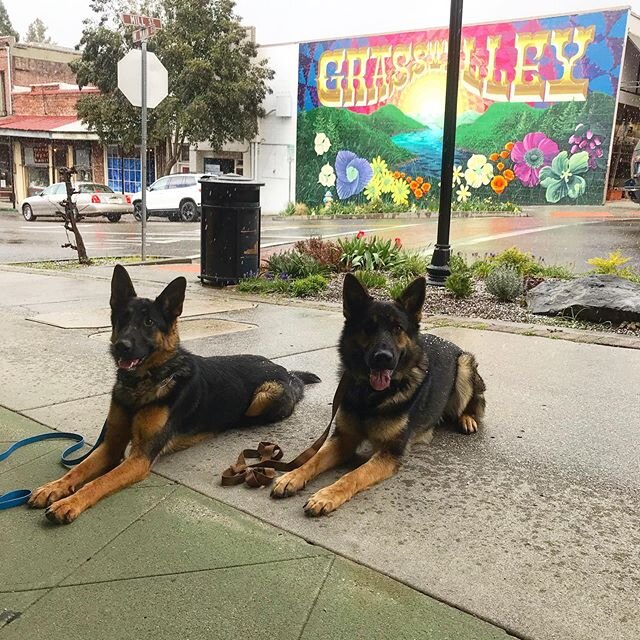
[0,423,106,510]
[221,375,348,488]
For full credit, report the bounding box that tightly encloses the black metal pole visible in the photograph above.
[427,0,464,285]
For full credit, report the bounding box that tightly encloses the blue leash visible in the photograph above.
[0,423,106,510]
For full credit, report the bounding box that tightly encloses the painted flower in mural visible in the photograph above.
[364,178,383,202]
[371,156,388,177]
[314,133,331,156]
[490,175,508,195]
[379,171,396,194]
[503,169,515,182]
[452,165,464,185]
[391,180,410,206]
[539,151,590,203]
[456,184,471,203]
[335,150,374,200]
[510,132,559,187]
[318,163,336,188]
[569,125,604,170]
[464,155,494,189]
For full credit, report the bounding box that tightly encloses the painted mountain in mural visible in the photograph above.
[296,105,424,205]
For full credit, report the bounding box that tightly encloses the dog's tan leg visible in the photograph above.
[304,451,399,516]
[459,414,478,434]
[271,431,360,498]
[29,403,131,509]
[44,405,168,524]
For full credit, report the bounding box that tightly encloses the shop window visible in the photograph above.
[180,144,190,162]
[0,143,12,189]
[107,146,155,193]
[24,143,50,197]
[73,145,93,182]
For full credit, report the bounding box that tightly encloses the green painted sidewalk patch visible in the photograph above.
[63,485,329,586]
[2,558,332,640]
[301,558,516,640]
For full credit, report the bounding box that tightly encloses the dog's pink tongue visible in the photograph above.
[370,369,392,391]
[118,358,140,370]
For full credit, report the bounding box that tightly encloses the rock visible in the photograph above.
[526,275,640,323]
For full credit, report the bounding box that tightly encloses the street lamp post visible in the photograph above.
[427,0,464,285]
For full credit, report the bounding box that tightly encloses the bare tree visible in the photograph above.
[59,167,90,265]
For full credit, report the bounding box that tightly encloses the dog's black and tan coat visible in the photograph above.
[29,265,319,523]
[272,274,486,516]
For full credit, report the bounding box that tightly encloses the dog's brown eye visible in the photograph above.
[144,318,154,327]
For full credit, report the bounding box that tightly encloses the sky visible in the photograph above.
[4,0,640,48]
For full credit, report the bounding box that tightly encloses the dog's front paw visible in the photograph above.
[28,480,74,509]
[271,471,306,498]
[304,486,347,517]
[459,414,478,434]
[45,496,83,524]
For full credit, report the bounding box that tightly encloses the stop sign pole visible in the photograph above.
[140,40,148,260]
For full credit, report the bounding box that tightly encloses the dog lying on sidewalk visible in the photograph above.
[271,274,486,516]
[29,265,319,524]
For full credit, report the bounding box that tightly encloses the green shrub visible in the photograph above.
[290,275,328,297]
[294,202,310,216]
[448,253,469,274]
[389,277,412,300]
[356,270,387,289]
[266,250,326,278]
[338,233,405,271]
[470,259,493,279]
[486,265,523,302]
[390,251,429,278]
[294,237,343,271]
[469,249,574,280]
[587,250,634,277]
[281,202,296,216]
[445,271,474,298]
[538,264,574,279]
[236,276,290,294]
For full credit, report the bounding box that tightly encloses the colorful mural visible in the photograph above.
[296,9,629,207]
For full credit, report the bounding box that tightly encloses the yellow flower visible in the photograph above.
[456,184,471,203]
[452,165,464,185]
[364,178,383,202]
[391,178,410,206]
[371,156,388,177]
[379,171,396,194]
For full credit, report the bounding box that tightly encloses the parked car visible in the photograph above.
[131,173,209,222]
[21,182,133,223]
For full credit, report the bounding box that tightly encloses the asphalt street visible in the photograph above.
[1,206,640,270]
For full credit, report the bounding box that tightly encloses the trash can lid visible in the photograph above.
[199,173,264,187]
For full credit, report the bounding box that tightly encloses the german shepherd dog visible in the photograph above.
[271,274,485,516]
[29,265,319,523]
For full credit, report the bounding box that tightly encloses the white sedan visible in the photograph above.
[21,182,133,223]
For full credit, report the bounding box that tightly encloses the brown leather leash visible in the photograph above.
[221,374,348,488]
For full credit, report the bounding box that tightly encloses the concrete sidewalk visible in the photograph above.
[1,264,639,640]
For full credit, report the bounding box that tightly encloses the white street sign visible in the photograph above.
[117,49,168,108]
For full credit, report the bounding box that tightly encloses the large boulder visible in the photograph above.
[526,275,640,323]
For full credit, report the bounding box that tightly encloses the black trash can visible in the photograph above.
[199,174,264,286]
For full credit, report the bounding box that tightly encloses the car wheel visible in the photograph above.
[133,202,150,221]
[22,204,36,222]
[107,213,122,223]
[179,199,198,222]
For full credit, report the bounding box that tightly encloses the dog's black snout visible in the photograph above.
[372,349,394,369]
[115,338,133,356]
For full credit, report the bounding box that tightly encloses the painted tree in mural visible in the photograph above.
[25,19,53,44]
[73,0,274,176]
[0,1,18,40]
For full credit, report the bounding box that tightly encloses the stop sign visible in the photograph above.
[117,49,168,108]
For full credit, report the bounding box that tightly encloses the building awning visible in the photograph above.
[0,115,99,141]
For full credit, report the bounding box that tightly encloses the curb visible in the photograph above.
[275,211,526,220]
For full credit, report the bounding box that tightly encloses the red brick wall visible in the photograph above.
[13,56,77,86]
[12,88,98,117]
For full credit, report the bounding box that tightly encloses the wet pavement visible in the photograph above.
[1,204,640,269]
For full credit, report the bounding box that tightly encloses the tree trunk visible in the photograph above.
[60,167,91,265]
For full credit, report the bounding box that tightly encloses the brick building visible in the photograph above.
[0,38,107,205]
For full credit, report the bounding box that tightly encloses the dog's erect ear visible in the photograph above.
[396,276,426,323]
[343,273,371,320]
[110,264,137,311]
[155,277,187,320]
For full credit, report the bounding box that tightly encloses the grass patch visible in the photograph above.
[15,256,166,270]
[356,270,387,289]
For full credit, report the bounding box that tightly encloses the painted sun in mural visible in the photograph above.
[392,70,486,126]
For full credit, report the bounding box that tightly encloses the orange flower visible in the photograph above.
[393,171,401,179]
[490,175,508,195]
[410,180,418,190]
[414,188,424,198]
[416,176,424,184]
[400,172,406,178]
[504,142,514,152]
[490,153,499,162]
[500,150,509,159]
[497,162,505,171]
[503,168,515,182]
[423,182,431,193]
[406,177,413,184]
